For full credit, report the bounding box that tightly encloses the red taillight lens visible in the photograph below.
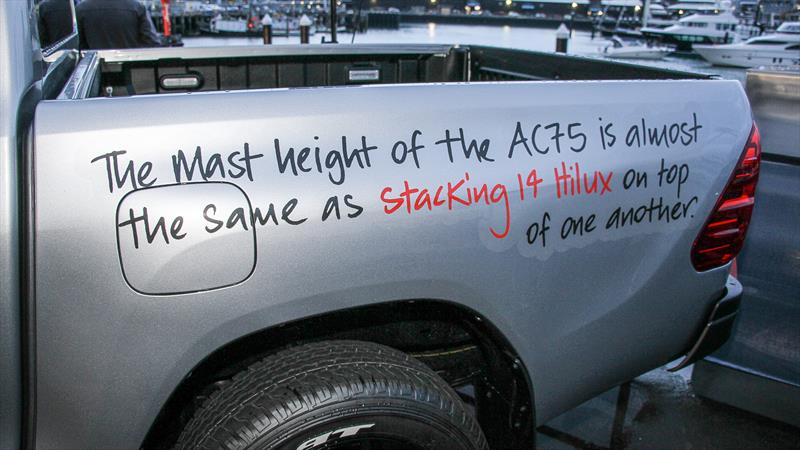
[692,123,761,272]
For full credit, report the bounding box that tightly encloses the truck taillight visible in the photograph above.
[692,123,761,272]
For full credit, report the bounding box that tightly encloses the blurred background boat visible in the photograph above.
[599,36,673,58]
[694,21,800,67]
[641,0,761,50]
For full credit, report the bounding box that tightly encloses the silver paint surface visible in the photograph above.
[32,79,751,447]
[116,182,257,295]
[1,1,38,447]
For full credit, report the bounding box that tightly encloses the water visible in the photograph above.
[183,23,747,82]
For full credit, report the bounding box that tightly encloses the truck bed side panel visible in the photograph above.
[32,80,751,447]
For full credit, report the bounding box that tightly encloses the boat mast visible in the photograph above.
[642,0,650,28]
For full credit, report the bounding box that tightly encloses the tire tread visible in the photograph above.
[174,340,487,450]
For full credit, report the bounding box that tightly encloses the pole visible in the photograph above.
[642,0,650,28]
[555,23,569,53]
[570,2,577,37]
[262,14,273,44]
[330,0,338,43]
[300,14,311,44]
[754,0,762,28]
[570,13,575,37]
[161,0,171,39]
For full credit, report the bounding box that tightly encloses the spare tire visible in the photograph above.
[175,340,488,450]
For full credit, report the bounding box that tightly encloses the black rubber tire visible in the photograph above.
[174,340,488,450]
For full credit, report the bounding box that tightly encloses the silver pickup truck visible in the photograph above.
[1,2,762,449]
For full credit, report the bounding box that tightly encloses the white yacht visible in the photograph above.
[641,1,758,50]
[209,14,317,37]
[694,22,800,67]
[666,0,722,16]
[209,15,259,35]
[645,3,677,28]
[600,37,672,59]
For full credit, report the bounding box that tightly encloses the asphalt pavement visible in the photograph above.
[536,365,800,449]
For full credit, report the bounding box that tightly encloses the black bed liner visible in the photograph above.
[57,44,713,98]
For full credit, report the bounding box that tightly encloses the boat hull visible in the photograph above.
[694,45,800,68]
[641,28,726,51]
[604,48,671,59]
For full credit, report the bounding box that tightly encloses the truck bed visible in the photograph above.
[52,44,710,99]
[31,43,751,448]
